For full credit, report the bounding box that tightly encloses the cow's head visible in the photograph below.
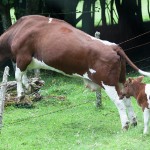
[120,76,144,99]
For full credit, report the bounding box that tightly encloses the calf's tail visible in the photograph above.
[116,45,150,77]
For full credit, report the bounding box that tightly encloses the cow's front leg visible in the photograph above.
[143,108,150,134]
[22,72,32,94]
[123,97,137,126]
[102,83,129,129]
[15,67,25,98]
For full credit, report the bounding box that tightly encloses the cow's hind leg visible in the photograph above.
[102,83,130,129]
[123,97,137,126]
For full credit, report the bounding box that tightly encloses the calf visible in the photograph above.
[121,76,150,134]
[0,15,150,130]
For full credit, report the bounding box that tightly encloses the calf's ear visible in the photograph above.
[136,76,144,82]
[128,77,132,83]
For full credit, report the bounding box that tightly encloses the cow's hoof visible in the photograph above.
[25,84,32,94]
[122,121,130,130]
[131,118,137,127]
[16,94,25,102]
[122,125,129,131]
[131,122,137,127]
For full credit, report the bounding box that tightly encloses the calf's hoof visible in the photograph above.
[143,129,149,135]
[143,131,149,135]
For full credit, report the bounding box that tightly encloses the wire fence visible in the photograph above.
[4,99,93,127]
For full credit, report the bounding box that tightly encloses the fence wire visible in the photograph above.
[4,100,93,127]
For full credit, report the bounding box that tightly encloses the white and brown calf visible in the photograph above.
[121,76,150,134]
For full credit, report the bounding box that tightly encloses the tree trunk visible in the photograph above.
[0,3,12,31]
[64,0,79,26]
[110,0,114,24]
[100,0,106,26]
[82,0,95,34]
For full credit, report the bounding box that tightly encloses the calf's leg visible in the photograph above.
[143,108,150,134]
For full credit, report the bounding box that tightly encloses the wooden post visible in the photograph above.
[94,31,102,107]
[0,66,9,129]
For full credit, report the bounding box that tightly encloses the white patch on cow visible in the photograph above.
[102,82,129,128]
[83,72,91,80]
[89,35,116,46]
[100,39,116,46]
[27,57,70,76]
[84,79,100,91]
[89,68,96,74]
[145,84,150,108]
[72,73,87,79]
[27,58,93,80]
[102,82,118,100]
[48,18,53,23]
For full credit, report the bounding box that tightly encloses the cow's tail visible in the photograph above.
[116,46,150,77]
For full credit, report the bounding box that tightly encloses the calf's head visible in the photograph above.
[120,76,144,98]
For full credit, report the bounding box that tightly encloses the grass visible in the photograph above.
[0,72,150,150]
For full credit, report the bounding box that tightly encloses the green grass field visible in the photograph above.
[0,73,150,150]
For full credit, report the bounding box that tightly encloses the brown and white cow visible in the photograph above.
[121,76,150,134]
[0,15,150,130]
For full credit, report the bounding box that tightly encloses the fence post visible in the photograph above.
[94,31,102,107]
[0,66,9,130]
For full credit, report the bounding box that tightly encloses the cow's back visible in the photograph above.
[1,15,123,85]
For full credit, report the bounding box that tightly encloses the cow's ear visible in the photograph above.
[136,76,144,82]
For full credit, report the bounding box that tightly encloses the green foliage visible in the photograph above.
[2,0,14,5]
[0,73,150,149]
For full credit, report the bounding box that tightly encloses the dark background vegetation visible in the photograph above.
[0,0,150,72]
